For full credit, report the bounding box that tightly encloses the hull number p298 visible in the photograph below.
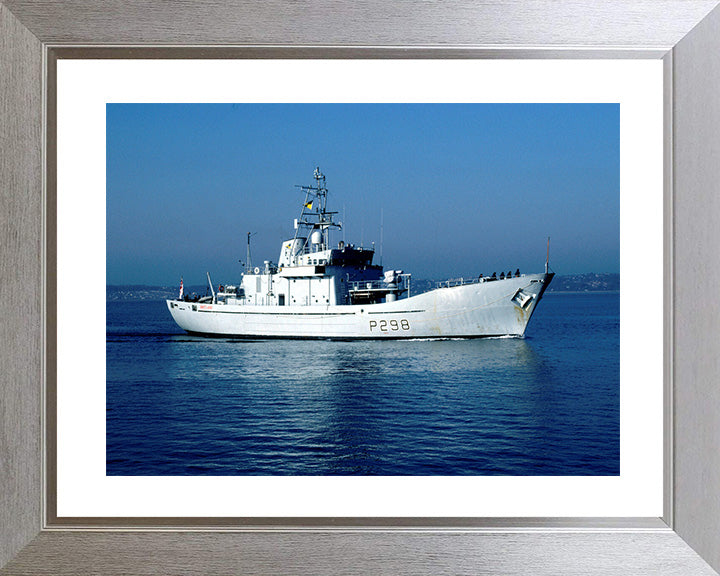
[369,319,410,332]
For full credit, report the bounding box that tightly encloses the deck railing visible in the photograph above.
[435,274,526,289]
[349,274,411,296]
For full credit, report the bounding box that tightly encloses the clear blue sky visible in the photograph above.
[106,103,619,286]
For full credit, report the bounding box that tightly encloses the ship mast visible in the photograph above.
[292,167,341,257]
[245,232,256,274]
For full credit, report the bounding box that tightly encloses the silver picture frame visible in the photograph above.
[2,1,720,574]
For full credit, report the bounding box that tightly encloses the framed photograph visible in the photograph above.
[57,59,657,522]
[2,2,720,574]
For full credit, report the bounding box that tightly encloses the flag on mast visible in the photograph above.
[179,277,183,299]
[304,201,313,210]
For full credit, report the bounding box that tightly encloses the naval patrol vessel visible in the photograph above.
[167,168,553,339]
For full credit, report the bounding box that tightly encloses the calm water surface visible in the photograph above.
[106,292,619,475]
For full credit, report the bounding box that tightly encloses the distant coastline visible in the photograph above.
[107,273,620,302]
[544,272,619,293]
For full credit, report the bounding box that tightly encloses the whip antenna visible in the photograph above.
[545,236,550,274]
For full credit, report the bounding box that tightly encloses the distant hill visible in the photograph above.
[410,273,618,296]
[106,285,206,302]
[546,273,619,292]
[107,273,619,301]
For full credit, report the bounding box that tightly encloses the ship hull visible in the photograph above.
[166,273,553,339]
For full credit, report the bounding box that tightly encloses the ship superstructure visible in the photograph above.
[167,168,554,339]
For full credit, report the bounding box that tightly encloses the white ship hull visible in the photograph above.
[167,272,553,339]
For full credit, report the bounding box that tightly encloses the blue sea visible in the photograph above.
[106,292,619,476]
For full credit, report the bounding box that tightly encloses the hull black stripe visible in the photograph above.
[367,310,425,315]
[196,310,355,316]
[192,309,426,316]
